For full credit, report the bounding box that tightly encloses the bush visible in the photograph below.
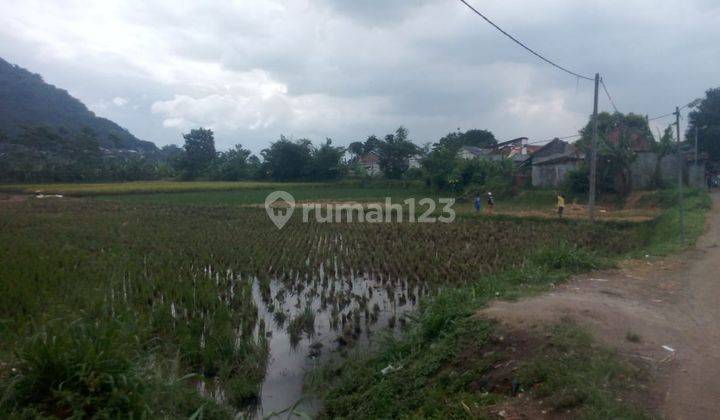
[0,318,230,419]
[530,241,609,273]
[563,166,590,196]
[1,319,149,418]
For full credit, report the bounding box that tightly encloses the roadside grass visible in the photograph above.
[518,322,647,420]
[634,188,711,256]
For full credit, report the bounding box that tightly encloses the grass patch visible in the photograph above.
[518,322,647,419]
[0,318,231,419]
[634,188,711,256]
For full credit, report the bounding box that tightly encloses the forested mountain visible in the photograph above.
[0,57,156,153]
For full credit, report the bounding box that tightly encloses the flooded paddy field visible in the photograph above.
[0,197,646,418]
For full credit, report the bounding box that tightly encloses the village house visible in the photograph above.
[356,151,382,176]
[456,137,532,165]
[457,146,495,160]
[530,138,584,188]
[407,154,423,169]
[611,128,708,190]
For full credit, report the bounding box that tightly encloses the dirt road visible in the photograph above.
[481,192,720,419]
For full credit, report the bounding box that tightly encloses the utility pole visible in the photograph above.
[675,106,685,244]
[588,73,600,222]
[695,126,699,165]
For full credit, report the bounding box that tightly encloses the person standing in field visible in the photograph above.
[556,192,566,218]
[486,192,495,215]
[474,195,482,212]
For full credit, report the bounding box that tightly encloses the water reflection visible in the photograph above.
[250,265,426,418]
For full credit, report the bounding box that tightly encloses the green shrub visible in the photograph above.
[0,318,231,419]
[530,241,610,273]
[1,319,148,418]
[563,165,590,197]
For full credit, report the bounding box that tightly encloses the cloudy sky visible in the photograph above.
[1,0,718,153]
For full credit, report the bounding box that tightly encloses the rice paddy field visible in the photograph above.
[0,184,662,418]
[0,181,323,196]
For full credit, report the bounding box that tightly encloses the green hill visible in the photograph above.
[0,57,156,153]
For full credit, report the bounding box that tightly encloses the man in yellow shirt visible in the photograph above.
[556,192,565,218]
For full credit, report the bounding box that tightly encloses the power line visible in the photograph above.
[457,0,594,81]
[600,78,620,113]
[648,99,701,121]
[526,134,581,145]
[648,112,675,121]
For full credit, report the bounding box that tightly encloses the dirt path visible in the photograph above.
[480,192,720,419]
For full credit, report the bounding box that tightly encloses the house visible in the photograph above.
[525,145,542,155]
[407,154,423,169]
[610,130,658,190]
[457,137,532,165]
[496,137,529,156]
[686,152,709,189]
[608,128,708,190]
[356,151,382,176]
[530,138,584,188]
[457,146,495,160]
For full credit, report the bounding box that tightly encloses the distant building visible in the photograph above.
[457,146,495,160]
[357,151,382,176]
[407,154,423,169]
[530,138,584,188]
[457,137,531,165]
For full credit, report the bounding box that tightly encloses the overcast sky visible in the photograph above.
[1,0,718,153]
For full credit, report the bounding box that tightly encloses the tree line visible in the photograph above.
[2,87,718,191]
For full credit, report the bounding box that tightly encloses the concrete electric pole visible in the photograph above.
[675,106,685,244]
[588,73,600,222]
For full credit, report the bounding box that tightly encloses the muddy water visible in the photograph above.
[248,270,424,418]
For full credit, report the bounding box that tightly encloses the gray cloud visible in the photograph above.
[0,0,717,153]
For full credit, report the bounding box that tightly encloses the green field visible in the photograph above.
[95,185,434,206]
[0,180,322,196]
[0,184,708,418]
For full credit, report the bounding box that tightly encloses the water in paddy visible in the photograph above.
[243,264,425,418]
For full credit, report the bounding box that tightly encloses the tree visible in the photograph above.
[433,129,497,153]
[247,155,262,179]
[261,136,313,181]
[180,128,216,179]
[347,141,364,158]
[378,127,418,179]
[577,112,653,195]
[686,87,720,162]
[654,124,675,157]
[71,128,102,180]
[310,138,346,180]
[208,144,253,181]
[363,135,383,154]
[421,147,457,190]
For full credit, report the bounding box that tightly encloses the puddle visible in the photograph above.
[242,269,425,418]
